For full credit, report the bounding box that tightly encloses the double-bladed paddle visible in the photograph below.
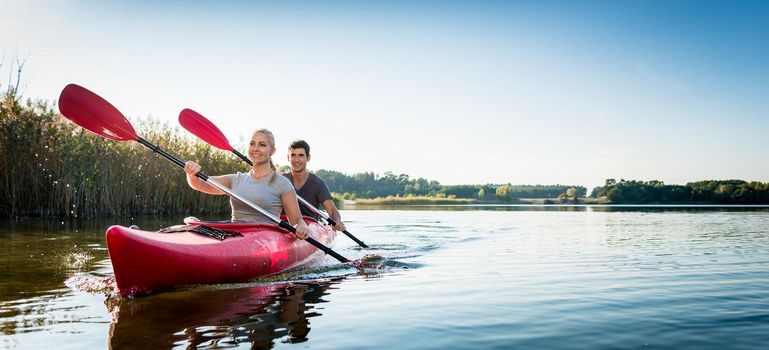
[58,84,351,263]
[178,108,369,248]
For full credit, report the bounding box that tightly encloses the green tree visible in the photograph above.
[496,184,512,202]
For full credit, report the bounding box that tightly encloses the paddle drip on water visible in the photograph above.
[249,253,404,283]
[65,274,119,295]
[352,253,391,269]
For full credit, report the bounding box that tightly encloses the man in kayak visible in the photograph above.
[284,140,346,231]
[183,129,310,240]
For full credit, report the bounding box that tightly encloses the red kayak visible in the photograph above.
[106,217,336,297]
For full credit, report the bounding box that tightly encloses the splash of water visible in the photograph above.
[59,250,93,272]
[353,253,388,269]
[65,274,119,295]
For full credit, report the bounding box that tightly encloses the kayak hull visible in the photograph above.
[106,218,336,297]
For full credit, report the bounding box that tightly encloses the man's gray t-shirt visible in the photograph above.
[227,172,294,223]
[283,172,332,219]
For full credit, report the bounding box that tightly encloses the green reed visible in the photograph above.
[0,90,245,219]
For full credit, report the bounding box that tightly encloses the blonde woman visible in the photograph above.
[183,128,309,240]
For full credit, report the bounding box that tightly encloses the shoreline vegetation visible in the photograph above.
[334,196,613,206]
[338,196,638,206]
[2,82,769,219]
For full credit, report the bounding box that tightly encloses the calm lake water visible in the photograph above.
[2,206,769,349]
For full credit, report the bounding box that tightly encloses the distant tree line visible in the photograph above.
[314,169,586,202]
[442,184,586,201]
[591,179,769,204]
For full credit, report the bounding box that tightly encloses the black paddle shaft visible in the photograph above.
[137,137,208,181]
[325,217,369,248]
[232,149,252,166]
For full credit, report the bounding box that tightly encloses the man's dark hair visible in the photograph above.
[288,139,311,156]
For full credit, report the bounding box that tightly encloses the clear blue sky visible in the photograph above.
[2,0,767,191]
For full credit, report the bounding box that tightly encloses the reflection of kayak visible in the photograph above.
[108,281,335,349]
[106,217,336,297]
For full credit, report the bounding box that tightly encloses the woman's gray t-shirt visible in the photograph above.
[227,172,295,223]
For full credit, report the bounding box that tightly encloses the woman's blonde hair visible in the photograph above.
[253,128,277,184]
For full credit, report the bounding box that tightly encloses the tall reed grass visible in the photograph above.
[0,90,247,219]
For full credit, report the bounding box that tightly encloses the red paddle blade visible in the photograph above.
[178,108,234,151]
[58,84,138,141]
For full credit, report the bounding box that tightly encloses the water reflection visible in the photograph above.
[0,216,200,303]
[108,279,338,349]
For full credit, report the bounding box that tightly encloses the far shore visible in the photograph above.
[517,197,611,205]
[339,196,611,206]
[339,197,769,207]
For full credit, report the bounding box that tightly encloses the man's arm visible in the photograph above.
[321,199,346,231]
